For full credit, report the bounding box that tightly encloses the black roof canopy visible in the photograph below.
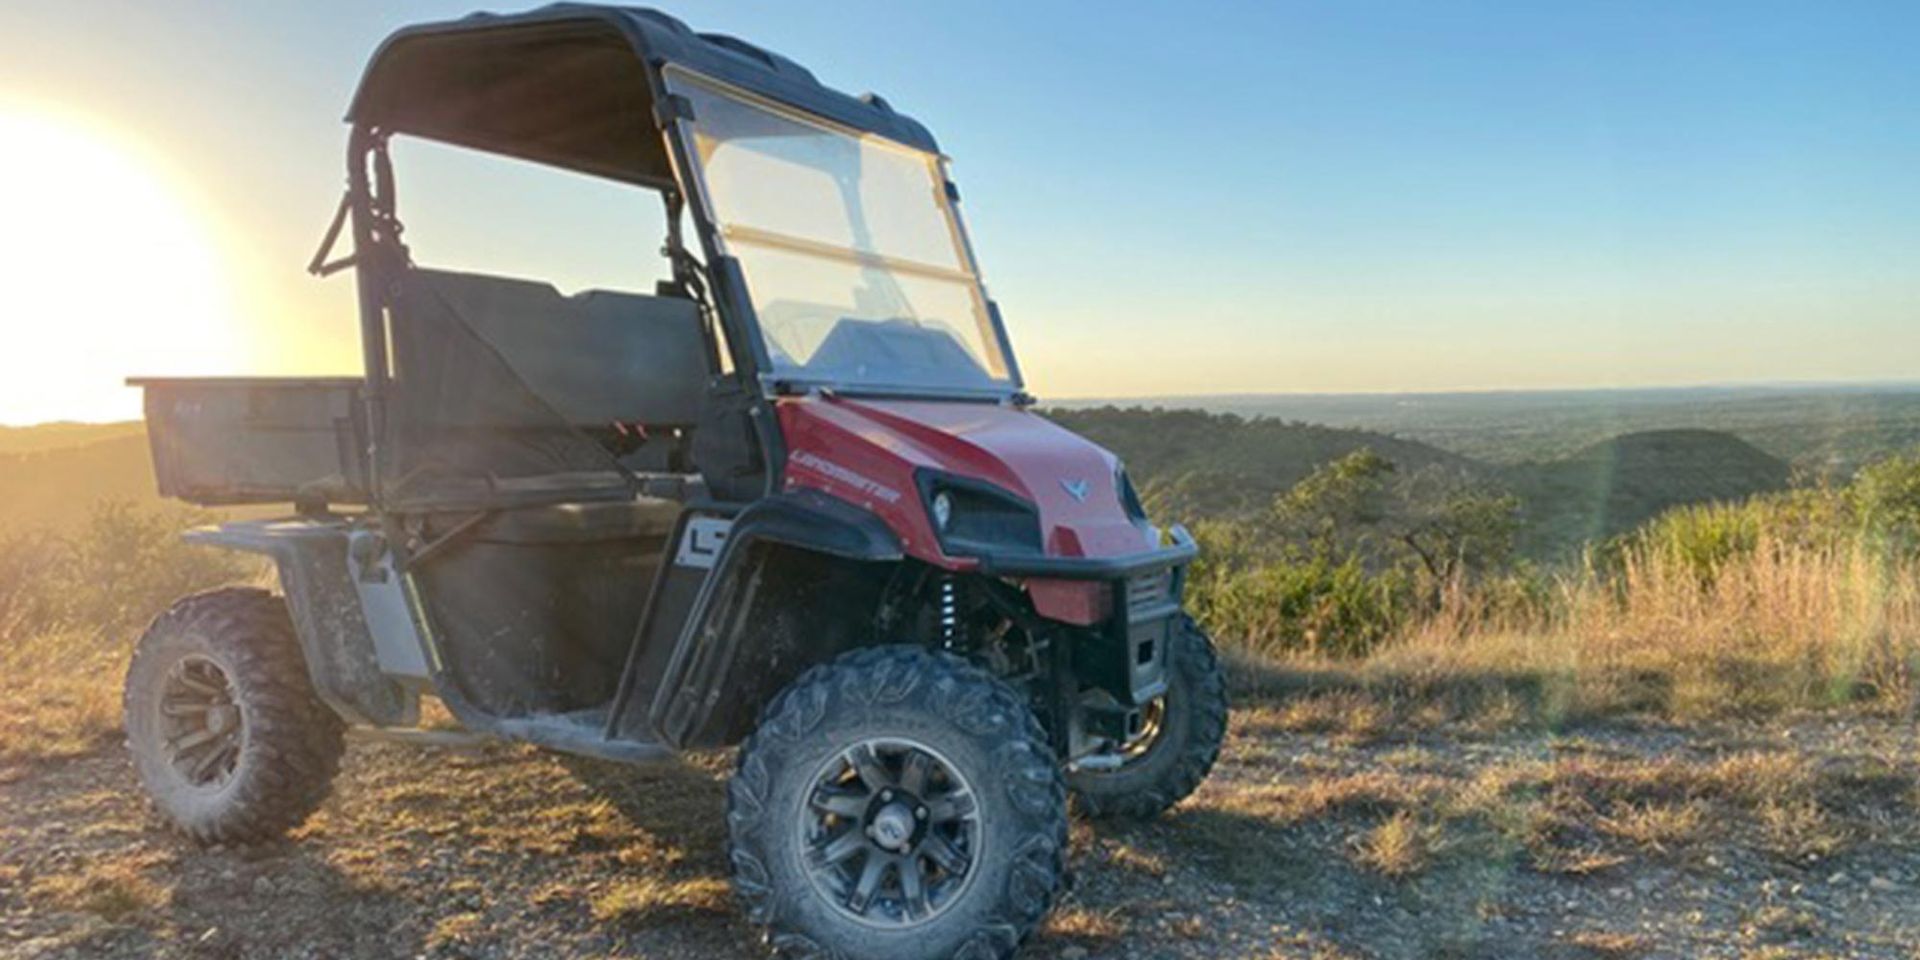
[347,4,940,187]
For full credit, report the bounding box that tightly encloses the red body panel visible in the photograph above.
[777,397,1155,623]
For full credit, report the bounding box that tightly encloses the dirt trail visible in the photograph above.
[5,710,1920,959]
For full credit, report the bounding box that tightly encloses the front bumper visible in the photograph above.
[972,524,1198,579]
[992,526,1197,717]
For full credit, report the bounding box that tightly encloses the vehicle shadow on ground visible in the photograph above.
[9,756,434,960]
[556,751,762,952]
[560,751,733,862]
[1139,804,1543,960]
[161,841,429,960]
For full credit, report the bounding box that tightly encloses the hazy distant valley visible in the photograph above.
[8,384,1919,559]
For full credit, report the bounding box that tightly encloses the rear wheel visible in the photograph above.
[123,587,345,844]
[1068,617,1227,819]
[727,646,1067,960]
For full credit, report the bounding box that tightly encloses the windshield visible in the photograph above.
[670,70,1015,395]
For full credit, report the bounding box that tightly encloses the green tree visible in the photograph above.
[1392,465,1524,591]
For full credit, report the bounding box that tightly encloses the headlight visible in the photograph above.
[918,473,1043,557]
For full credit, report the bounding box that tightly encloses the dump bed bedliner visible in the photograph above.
[130,377,369,507]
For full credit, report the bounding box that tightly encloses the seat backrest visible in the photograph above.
[408,268,710,428]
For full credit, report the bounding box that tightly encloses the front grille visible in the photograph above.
[1125,569,1174,616]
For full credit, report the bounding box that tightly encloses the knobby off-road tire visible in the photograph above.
[123,587,345,844]
[727,646,1069,960]
[1068,617,1228,820]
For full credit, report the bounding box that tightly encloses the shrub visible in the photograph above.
[0,502,252,766]
[56,501,250,638]
[0,500,250,643]
[0,527,63,640]
[1852,453,1920,549]
[1192,552,1410,658]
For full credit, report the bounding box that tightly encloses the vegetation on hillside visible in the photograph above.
[5,422,1920,956]
[0,502,248,766]
[1066,384,1920,469]
[0,432,159,530]
[1193,448,1920,721]
[1503,428,1794,556]
[0,420,144,455]
[1054,406,1792,557]
[0,408,1912,770]
[1047,406,1481,518]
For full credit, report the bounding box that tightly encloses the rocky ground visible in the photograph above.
[5,702,1920,959]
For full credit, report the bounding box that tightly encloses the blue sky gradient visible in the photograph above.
[2,1,1915,403]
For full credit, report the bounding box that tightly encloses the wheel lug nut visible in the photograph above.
[916,807,927,820]
[880,789,893,801]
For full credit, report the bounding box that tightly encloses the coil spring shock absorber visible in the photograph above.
[937,574,960,649]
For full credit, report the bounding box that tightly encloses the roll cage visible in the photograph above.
[330,3,1023,509]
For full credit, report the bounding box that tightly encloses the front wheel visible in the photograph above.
[726,646,1068,960]
[1068,617,1228,819]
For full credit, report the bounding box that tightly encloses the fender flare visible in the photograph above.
[645,489,903,747]
[182,520,413,726]
[723,487,905,563]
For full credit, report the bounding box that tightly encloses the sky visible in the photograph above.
[0,1,1916,423]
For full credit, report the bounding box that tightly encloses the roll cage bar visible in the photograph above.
[328,3,1020,507]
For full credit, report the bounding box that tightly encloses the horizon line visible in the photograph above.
[7,376,1920,430]
[1047,376,1920,404]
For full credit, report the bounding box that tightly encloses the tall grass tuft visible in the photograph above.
[0,501,252,766]
[1207,453,1920,723]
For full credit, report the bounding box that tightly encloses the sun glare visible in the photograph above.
[0,108,243,425]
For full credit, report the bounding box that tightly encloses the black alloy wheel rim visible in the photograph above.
[800,738,982,927]
[159,655,245,789]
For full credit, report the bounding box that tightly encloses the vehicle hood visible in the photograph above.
[777,396,1155,566]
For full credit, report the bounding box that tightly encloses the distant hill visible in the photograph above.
[1047,408,1794,560]
[0,432,161,531]
[1054,384,1920,471]
[1503,429,1793,555]
[0,411,1807,561]
[0,421,144,456]
[1044,406,1483,516]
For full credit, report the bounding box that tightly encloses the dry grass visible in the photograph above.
[1743,903,1823,942]
[1041,903,1131,942]
[1,503,261,771]
[1560,929,1653,958]
[1351,810,1441,877]
[1209,767,1451,829]
[1232,536,1920,728]
[1593,799,1709,854]
[27,857,165,921]
[0,628,125,768]
[587,875,731,924]
[426,911,487,949]
[1754,799,1852,861]
[1190,732,1918,890]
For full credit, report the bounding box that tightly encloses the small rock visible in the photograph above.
[1869,876,1897,892]
[1827,872,1848,886]
[1061,947,1090,960]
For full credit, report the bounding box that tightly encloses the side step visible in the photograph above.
[492,708,676,765]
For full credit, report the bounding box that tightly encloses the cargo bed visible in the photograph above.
[128,377,368,507]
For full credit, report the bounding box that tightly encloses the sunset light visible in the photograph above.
[0,107,243,424]
[4,7,1920,957]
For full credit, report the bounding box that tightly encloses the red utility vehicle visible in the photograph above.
[123,7,1227,958]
